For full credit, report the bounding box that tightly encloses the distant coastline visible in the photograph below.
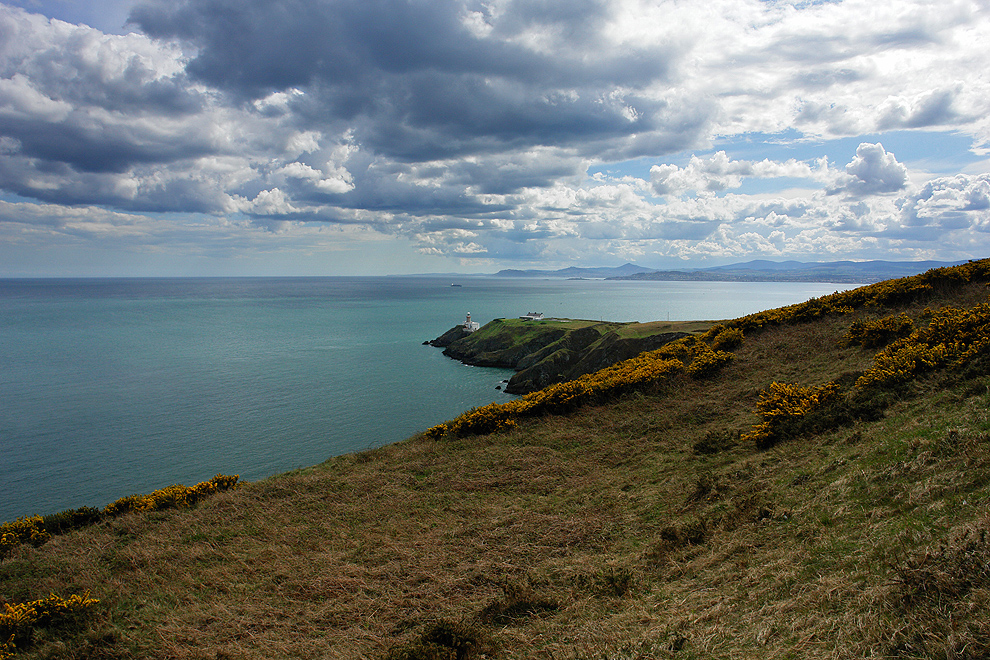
[491,259,969,283]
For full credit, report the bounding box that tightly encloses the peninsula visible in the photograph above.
[428,316,710,393]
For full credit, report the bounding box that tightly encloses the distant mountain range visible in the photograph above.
[493,263,655,278]
[494,260,972,283]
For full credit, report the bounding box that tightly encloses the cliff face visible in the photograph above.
[429,318,693,394]
[427,325,470,348]
[505,329,689,393]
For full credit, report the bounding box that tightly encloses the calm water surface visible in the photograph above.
[0,276,857,520]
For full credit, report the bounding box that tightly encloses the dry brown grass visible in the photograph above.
[5,282,990,659]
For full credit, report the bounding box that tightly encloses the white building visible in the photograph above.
[464,312,480,332]
[520,312,544,320]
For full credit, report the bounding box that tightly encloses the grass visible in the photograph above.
[5,268,990,658]
[613,320,714,339]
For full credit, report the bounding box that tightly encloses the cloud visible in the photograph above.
[0,8,209,173]
[650,151,823,196]
[128,0,708,163]
[893,173,990,236]
[829,142,909,197]
[877,88,963,130]
[0,0,989,272]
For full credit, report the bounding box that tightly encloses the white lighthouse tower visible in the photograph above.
[464,311,480,333]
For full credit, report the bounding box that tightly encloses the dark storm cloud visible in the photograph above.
[0,112,213,173]
[131,0,663,94]
[0,156,229,212]
[129,0,690,161]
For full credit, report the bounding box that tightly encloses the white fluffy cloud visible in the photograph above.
[650,151,825,196]
[829,142,910,197]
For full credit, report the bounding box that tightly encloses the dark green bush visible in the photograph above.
[41,507,102,536]
[384,621,489,660]
[841,313,914,348]
[479,580,558,625]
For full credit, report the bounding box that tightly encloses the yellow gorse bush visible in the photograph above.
[710,326,744,351]
[0,517,50,558]
[686,345,736,379]
[856,303,990,390]
[1,592,99,658]
[102,473,241,517]
[427,333,740,439]
[742,381,842,449]
[841,313,915,348]
[0,474,240,560]
[726,259,990,335]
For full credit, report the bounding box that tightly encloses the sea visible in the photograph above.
[0,276,859,522]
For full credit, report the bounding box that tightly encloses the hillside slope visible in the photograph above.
[4,260,990,659]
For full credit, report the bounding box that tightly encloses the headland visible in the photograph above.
[428,316,711,393]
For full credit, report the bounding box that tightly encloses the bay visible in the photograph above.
[0,276,856,521]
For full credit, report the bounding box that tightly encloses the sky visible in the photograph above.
[0,0,988,276]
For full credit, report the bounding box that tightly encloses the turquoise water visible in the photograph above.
[0,276,856,521]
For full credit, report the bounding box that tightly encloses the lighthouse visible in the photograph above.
[464,311,480,333]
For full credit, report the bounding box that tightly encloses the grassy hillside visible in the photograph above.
[5,261,990,659]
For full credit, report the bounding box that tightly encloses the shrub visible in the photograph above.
[743,381,843,449]
[0,592,99,656]
[384,621,490,660]
[856,303,990,390]
[40,507,102,536]
[478,580,559,625]
[425,345,688,439]
[103,474,241,517]
[0,517,49,561]
[725,259,990,336]
[686,346,735,379]
[1,475,240,559]
[710,327,744,351]
[841,313,914,348]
